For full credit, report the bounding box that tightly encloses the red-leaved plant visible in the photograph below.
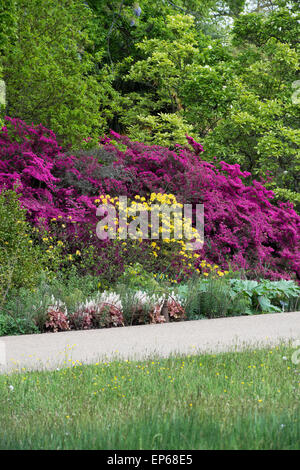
[45,303,70,332]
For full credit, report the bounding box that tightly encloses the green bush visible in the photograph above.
[177,277,300,319]
[229,279,300,313]
[178,278,252,320]
[0,314,38,336]
[119,263,160,292]
[0,190,47,309]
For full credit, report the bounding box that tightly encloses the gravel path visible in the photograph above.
[0,311,299,373]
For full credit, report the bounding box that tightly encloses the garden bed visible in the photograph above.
[1,272,299,337]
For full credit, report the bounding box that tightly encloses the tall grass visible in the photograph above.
[0,344,299,449]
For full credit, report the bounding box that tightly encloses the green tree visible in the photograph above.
[204,6,300,206]
[112,13,237,145]
[1,0,299,208]
[85,0,246,68]
[0,0,109,147]
[0,0,17,55]
[0,72,4,128]
[118,14,200,145]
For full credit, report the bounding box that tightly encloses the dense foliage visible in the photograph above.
[0,0,103,146]
[0,0,299,204]
[0,1,299,336]
[0,188,61,310]
[0,117,299,284]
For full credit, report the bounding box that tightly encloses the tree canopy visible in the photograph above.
[0,0,299,205]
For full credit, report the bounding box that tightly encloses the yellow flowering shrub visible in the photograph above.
[94,193,225,280]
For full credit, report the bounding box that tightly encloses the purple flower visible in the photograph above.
[0,116,299,282]
[134,6,142,17]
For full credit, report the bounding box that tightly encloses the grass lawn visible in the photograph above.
[0,343,299,450]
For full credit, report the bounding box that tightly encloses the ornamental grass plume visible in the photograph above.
[74,293,124,328]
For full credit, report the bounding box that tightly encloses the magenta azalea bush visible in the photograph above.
[0,117,299,282]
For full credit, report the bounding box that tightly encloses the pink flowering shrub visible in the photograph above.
[0,117,299,281]
[103,133,300,281]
